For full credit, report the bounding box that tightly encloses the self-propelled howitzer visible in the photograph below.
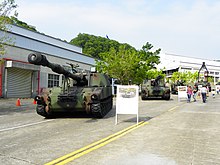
[141,75,170,100]
[28,52,113,118]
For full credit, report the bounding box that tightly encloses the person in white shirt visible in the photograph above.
[200,85,207,103]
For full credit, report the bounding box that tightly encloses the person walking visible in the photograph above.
[201,85,207,103]
[187,85,193,103]
[192,85,198,102]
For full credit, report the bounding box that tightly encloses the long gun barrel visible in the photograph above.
[28,52,82,83]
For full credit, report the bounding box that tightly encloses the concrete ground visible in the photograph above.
[0,98,35,114]
[72,94,220,165]
[0,95,220,165]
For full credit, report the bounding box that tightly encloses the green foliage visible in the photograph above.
[0,0,18,31]
[96,42,161,85]
[145,69,165,80]
[170,71,198,85]
[0,0,17,56]
[207,76,214,83]
[69,33,134,58]
[96,45,138,84]
[0,0,17,17]
[9,16,37,31]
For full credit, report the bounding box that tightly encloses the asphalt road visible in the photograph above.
[0,95,219,165]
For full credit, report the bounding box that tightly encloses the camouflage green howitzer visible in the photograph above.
[141,75,170,100]
[28,52,113,118]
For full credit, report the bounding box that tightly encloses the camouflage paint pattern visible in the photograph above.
[141,76,170,100]
[28,52,113,118]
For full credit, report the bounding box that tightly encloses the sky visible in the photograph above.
[14,0,220,60]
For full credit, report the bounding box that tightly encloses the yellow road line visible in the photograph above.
[45,121,148,165]
[168,106,179,112]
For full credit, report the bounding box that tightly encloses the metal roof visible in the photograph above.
[1,24,95,65]
[9,24,82,53]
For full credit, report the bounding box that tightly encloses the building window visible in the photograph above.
[48,74,59,88]
[215,72,219,75]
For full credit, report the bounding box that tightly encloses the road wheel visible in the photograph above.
[36,105,52,118]
[91,103,105,118]
[163,94,170,100]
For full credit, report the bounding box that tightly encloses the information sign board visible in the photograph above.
[178,86,187,102]
[115,85,139,124]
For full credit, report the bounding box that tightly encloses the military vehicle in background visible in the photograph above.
[28,52,113,118]
[141,75,170,100]
[171,80,185,94]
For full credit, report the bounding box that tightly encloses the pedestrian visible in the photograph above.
[200,85,207,103]
[217,87,219,95]
[187,85,193,103]
[192,85,198,102]
[206,86,210,97]
[211,89,216,98]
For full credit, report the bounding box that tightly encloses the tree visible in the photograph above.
[96,42,161,85]
[71,34,161,84]
[145,69,165,80]
[0,0,17,18]
[170,71,198,85]
[0,0,18,56]
[96,45,137,84]
[134,42,161,83]
[9,16,37,31]
[70,33,134,59]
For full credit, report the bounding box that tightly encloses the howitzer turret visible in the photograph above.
[28,52,113,118]
[141,75,170,100]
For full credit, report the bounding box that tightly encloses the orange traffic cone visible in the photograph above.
[33,99,36,104]
[16,98,21,106]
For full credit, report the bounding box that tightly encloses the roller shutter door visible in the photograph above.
[7,68,32,98]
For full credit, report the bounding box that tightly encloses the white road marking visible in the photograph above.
[0,119,55,132]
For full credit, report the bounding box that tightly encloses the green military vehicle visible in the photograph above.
[171,80,185,94]
[141,75,170,100]
[28,52,113,118]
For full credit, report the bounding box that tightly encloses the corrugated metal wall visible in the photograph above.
[7,68,32,98]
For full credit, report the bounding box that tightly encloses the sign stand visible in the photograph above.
[115,113,139,125]
[177,86,187,102]
[115,85,139,125]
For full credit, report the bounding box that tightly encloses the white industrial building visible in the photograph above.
[158,53,220,84]
[0,25,95,98]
